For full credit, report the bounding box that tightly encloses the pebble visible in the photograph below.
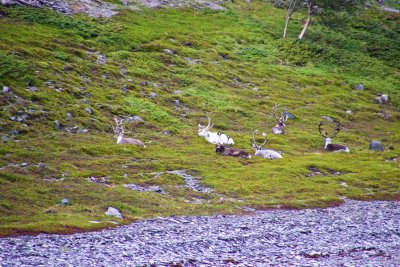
[0,200,398,266]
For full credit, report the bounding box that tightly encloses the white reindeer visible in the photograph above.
[112,118,146,147]
[319,121,349,152]
[198,117,234,145]
[252,130,283,159]
[271,104,289,134]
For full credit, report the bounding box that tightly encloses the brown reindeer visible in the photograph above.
[215,135,251,159]
[319,121,349,152]
[112,118,146,147]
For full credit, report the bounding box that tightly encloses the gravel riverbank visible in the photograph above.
[0,200,399,266]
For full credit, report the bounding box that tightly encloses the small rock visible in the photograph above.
[321,116,334,122]
[284,111,295,119]
[370,140,384,152]
[20,162,29,167]
[66,112,73,119]
[96,53,107,64]
[139,81,147,86]
[121,85,130,93]
[54,120,62,130]
[126,116,144,123]
[105,207,123,219]
[149,92,158,98]
[172,99,180,106]
[162,130,172,135]
[84,107,93,115]
[174,90,182,95]
[61,199,70,206]
[346,110,352,115]
[121,0,128,6]
[101,73,109,79]
[149,82,158,88]
[2,86,11,93]
[163,49,174,55]
[381,94,389,103]
[27,86,38,92]
[1,135,10,142]
[182,41,192,46]
[120,68,127,75]
[355,84,364,90]
[374,97,383,104]
[252,87,259,91]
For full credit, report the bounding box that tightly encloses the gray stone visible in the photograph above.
[54,120,62,130]
[321,116,334,122]
[27,86,39,92]
[149,92,158,98]
[61,199,70,205]
[120,85,130,93]
[355,84,364,90]
[84,107,93,115]
[283,111,295,119]
[126,116,144,123]
[66,112,73,119]
[96,53,107,64]
[1,135,10,142]
[174,90,183,95]
[162,130,172,135]
[369,140,384,152]
[20,162,28,167]
[346,110,352,115]
[105,207,123,219]
[2,86,11,94]
[374,97,383,104]
[172,99,181,106]
[163,49,174,55]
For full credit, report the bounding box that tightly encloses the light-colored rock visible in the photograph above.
[105,207,123,219]
[369,140,384,152]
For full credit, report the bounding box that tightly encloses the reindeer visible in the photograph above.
[198,117,234,145]
[215,134,251,159]
[215,144,252,159]
[252,130,283,159]
[271,104,289,134]
[318,121,349,152]
[112,118,146,147]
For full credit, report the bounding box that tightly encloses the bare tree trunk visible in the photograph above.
[298,1,313,40]
[283,0,298,38]
[283,15,290,38]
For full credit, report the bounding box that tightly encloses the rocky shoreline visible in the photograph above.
[0,200,399,266]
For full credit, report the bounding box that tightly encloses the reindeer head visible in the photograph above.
[113,117,138,139]
[319,121,341,147]
[252,130,267,150]
[272,104,288,128]
[198,117,214,137]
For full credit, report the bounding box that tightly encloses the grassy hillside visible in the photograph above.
[0,0,399,236]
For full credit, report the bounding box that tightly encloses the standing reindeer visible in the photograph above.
[198,117,234,145]
[112,118,146,147]
[252,130,283,159]
[271,104,289,134]
[319,121,349,152]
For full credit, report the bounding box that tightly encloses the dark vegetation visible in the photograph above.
[0,0,399,236]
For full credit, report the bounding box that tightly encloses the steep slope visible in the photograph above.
[0,1,399,236]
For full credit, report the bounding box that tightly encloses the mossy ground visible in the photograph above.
[0,1,399,236]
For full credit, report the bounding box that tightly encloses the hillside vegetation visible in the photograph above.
[0,0,399,236]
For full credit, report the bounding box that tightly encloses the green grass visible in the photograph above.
[0,1,399,236]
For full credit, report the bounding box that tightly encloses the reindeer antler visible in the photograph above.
[318,122,328,138]
[331,122,341,138]
[206,117,214,130]
[252,130,267,148]
[271,104,279,121]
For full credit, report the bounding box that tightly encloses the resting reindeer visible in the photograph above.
[198,117,234,145]
[112,118,146,147]
[271,104,289,134]
[252,130,282,159]
[215,135,251,159]
[319,121,349,152]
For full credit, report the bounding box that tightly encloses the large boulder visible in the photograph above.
[370,140,384,152]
